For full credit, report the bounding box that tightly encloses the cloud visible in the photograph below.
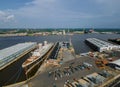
[13,0,119,19]
[94,0,120,12]
[0,0,120,28]
[12,0,94,20]
[0,11,5,16]
[6,15,14,21]
[15,0,60,18]
[0,10,15,22]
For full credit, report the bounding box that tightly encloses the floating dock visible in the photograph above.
[85,38,120,52]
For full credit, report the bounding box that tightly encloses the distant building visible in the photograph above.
[33,32,42,36]
[52,31,57,35]
[63,30,66,35]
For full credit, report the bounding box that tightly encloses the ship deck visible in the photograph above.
[22,44,53,68]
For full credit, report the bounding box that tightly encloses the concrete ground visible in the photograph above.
[61,49,75,63]
[7,50,120,87]
[24,56,102,87]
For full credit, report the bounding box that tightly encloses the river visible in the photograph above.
[0,33,120,54]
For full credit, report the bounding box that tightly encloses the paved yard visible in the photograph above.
[25,56,102,87]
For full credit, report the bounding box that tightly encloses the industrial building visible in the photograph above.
[107,59,120,70]
[0,42,37,69]
[85,38,120,52]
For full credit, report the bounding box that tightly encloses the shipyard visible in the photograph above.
[1,0,120,86]
[0,35,120,87]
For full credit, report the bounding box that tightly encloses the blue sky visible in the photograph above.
[0,0,120,28]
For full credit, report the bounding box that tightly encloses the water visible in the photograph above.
[0,34,120,54]
[0,33,120,86]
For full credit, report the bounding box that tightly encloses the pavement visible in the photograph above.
[10,50,120,87]
[24,56,102,87]
[61,49,75,63]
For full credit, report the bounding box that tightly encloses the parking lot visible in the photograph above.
[26,56,102,87]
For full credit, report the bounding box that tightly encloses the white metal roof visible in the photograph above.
[110,59,120,66]
[0,42,36,61]
[86,38,114,48]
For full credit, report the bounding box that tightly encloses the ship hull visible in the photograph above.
[85,40,98,51]
[22,44,54,79]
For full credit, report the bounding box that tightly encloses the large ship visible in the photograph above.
[22,41,54,74]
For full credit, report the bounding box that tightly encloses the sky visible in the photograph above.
[0,0,120,28]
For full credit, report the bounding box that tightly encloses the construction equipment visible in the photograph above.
[95,59,108,69]
[95,54,108,69]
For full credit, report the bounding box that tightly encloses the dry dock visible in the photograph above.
[0,42,37,70]
[0,42,37,86]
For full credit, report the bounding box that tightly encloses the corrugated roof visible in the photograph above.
[110,59,120,66]
[0,42,36,61]
[86,38,114,48]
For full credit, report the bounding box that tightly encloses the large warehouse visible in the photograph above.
[85,38,120,52]
[0,42,37,69]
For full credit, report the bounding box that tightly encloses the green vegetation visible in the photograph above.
[0,28,120,34]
